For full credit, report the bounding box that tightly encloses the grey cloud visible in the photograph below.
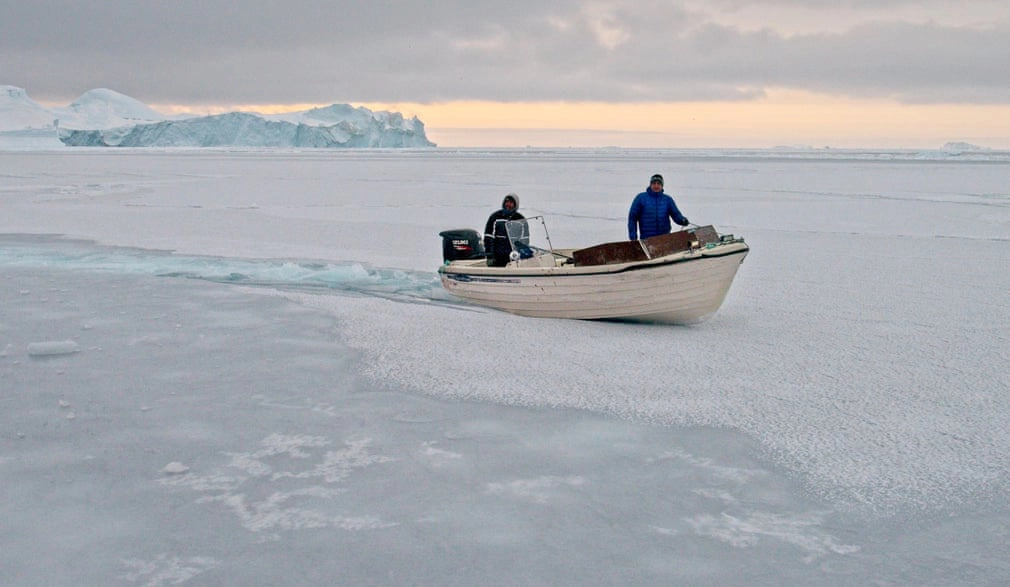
[2,1,1007,105]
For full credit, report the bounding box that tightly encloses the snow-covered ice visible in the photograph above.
[25,340,80,357]
[1,147,1008,585]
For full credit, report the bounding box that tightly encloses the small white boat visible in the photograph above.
[437,217,748,324]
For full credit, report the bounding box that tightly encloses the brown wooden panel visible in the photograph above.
[692,225,719,245]
[572,226,722,266]
[642,230,697,257]
[572,240,648,266]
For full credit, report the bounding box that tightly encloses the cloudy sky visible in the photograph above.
[3,0,1009,147]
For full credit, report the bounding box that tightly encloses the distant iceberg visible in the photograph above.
[941,141,986,153]
[0,85,435,148]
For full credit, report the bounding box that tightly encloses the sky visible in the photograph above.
[3,0,1010,147]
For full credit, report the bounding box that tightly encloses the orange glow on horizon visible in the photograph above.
[148,90,1010,149]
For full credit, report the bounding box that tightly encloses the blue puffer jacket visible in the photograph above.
[627,188,688,240]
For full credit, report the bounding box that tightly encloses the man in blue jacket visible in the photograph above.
[627,173,690,240]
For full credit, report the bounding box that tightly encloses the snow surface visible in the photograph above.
[1,148,1009,585]
[0,85,434,148]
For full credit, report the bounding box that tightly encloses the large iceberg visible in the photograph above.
[0,85,435,148]
[59,111,435,148]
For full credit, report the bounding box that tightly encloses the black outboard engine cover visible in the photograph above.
[439,229,485,262]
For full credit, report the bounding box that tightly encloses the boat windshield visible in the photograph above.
[504,216,555,257]
[506,219,540,259]
[504,219,530,246]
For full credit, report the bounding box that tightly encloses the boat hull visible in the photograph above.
[439,241,748,324]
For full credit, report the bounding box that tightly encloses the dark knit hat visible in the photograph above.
[650,174,664,186]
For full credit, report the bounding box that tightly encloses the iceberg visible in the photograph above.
[941,141,987,154]
[61,87,168,128]
[0,85,59,130]
[58,111,435,148]
[0,85,166,132]
[0,85,435,148]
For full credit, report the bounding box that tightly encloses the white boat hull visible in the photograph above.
[439,238,748,324]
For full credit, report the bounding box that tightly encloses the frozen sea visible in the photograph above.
[1,147,1008,585]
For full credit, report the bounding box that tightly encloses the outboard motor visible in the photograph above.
[439,229,485,262]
